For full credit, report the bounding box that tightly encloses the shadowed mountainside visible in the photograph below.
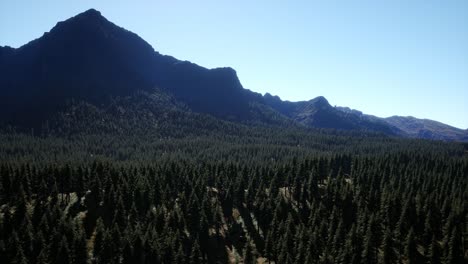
[0,9,466,141]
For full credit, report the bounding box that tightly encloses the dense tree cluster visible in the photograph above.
[0,100,467,263]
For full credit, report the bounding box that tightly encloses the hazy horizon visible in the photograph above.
[1,0,467,129]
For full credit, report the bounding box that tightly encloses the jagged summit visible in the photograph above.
[51,8,109,32]
[309,96,330,107]
[66,8,106,24]
[80,8,102,17]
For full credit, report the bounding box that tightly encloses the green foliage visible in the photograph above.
[0,111,467,263]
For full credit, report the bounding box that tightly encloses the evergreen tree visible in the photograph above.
[55,236,70,264]
[445,227,463,264]
[243,240,256,264]
[361,224,376,264]
[427,234,441,264]
[405,228,417,264]
[189,240,202,264]
[380,228,394,264]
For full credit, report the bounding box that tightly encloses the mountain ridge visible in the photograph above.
[0,9,466,141]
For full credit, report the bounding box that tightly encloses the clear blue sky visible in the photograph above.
[1,0,467,129]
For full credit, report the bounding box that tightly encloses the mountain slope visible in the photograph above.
[0,9,163,126]
[385,116,468,141]
[263,94,398,134]
[0,9,278,127]
[0,9,389,134]
[0,9,464,141]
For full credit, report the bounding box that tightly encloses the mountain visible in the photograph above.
[0,9,275,127]
[0,9,465,141]
[263,94,397,134]
[385,116,468,141]
[332,106,468,141]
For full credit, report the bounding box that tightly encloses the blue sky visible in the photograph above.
[1,0,467,128]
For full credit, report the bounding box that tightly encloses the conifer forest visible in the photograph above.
[0,115,466,263]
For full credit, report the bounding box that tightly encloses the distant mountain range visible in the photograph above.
[1,9,466,141]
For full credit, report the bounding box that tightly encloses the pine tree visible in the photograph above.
[361,224,376,264]
[121,239,133,264]
[445,227,463,264]
[189,240,202,264]
[13,245,28,264]
[243,240,255,264]
[74,229,88,264]
[380,228,394,264]
[264,231,274,263]
[427,234,441,264]
[36,246,50,264]
[405,228,417,264]
[133,234,146,264]
[93,217,105,260]
[98,232,114,263]
[55,236,71,264]
[173,243,185,264]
